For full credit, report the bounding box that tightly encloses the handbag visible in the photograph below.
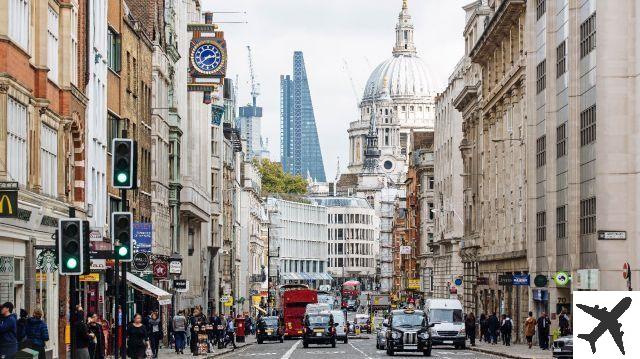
[145,345,153,358]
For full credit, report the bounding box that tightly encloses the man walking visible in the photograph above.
[500,314,513,346]
[0,302,18,358]
[524,312,536,349]
[225,316,237,350]
[537,312,551,350]
[464,313,476,346]
[487,312,499,345]
[559,310,571,336]
[172,310,187,354]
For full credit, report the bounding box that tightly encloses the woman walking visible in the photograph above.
[87,313,105,359]
[147,312,162,358]
[479,313,487,342]
[464,313,476,346]
[127,314,149,359]
[24,308,49,359]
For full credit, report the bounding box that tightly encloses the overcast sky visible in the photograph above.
[204,0,470,180]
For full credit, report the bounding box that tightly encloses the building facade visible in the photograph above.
[310,197,378,289]
[280,51,326,182]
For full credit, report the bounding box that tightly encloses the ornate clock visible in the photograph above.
[190,40,226,76]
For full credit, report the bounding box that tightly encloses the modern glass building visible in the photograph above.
[280,51,326,182]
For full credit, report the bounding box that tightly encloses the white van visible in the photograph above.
[424,298,466,349]
[330,310,348,343]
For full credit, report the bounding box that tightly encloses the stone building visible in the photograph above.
[525,0,640,320]
[1,0,89,356]
[468,0,528,342]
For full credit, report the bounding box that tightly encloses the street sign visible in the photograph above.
[89,230,102,242]
[454,278,463,286]
[133,223,152,253]
[153,262,168,279]
[623,262,631,279]
[0,182,18,218]
[498,274,513,286]
[174,279,189,293]
[597,230,626,240]
[512,274,530,286]
[133,252,150,272]
[399,246,412,255]
[169,260,182,274]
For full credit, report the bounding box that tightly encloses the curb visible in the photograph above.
[468,346,549,359]
[203,342,253,358]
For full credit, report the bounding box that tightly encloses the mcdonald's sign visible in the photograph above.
[0,182,18,218]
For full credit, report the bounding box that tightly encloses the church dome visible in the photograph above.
[363,55,433,100]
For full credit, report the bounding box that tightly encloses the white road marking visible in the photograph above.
[280,340,300,359]
[349,342,372,359]
[239,353,278,357]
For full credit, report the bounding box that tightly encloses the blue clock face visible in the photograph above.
[193,43,223,73]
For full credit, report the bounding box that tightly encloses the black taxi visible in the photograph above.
[302,312,337,348]
[256,316,284,344]
[384,307,434,356]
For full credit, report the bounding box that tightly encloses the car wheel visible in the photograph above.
[257,337,263,344]
[386,345,394,356]
[460,342,466,350]
[424,345,432,356]
[280,336,284,343]
[332,339,336,348]
[344,337,348,344]
[303,341,308,348]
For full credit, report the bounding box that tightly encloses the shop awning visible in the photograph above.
[126,273,172,306]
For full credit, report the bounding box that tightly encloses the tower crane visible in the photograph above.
[342,59,361,115]
[247,45,260,107]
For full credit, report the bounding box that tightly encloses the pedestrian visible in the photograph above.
[226,316,237,350]
[465,312,476,346]
[524,311,536,349]
[172,310,187,354]
[24,308,49,359]
[559,309,571,336]
[127,313,150,359]
[147,311,162,358]
[0,302,19,358]
[208,311,221,347]
[245,315,252,336]
[500,314,512,346]
[479,313,488,343]
[17,309,28,344]
[87,313,105,359]
[487,312,499,345]
[217,313,227,348]
[74,309,95,359]
[537,312,551,350]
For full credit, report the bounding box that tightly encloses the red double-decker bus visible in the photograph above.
[280,284,317,338]
[341,280,361,311]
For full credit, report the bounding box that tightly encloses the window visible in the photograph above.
[40,124,58,196]
[536,211,546,242]
[47,6,59,82]
[536,60,546,93]
[8,0,30,50]
[580,13,596,58]
[580,105,596,146]
[428,177,435,190]
[556,41,566,77]
[556,124,566,158]
[580,197,596,235]
[70,2,78,85]
[7,97,28,185]
[107,28,122,71]
[556,205,567,239]
[536,0,546,20]
[126,51,131,91]
[107,114,124,150]
[536,135,546,167]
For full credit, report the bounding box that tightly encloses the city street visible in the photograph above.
[218,336,499,359]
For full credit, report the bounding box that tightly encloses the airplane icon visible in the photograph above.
[577,297,632,355]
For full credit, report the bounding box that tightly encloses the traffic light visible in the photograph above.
[112,212,133,262]
[58,219,85,275]
[111,138,137,189]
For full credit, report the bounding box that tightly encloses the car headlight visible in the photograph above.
[418,332,429,340]
[391,331,402,339]
[459,328,466,336]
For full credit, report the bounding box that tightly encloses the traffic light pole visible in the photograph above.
[120,188,128,358]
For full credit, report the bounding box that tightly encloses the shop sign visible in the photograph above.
[220,295,231,303]
[408,278,421,290]
[0,182,18,218]
[169,260,182,274]
[133,252,150,272]
[79,273,100,282]
[399,246,412,255]
[153,262,168,279]
[89,230,103,242]
[476,277,489,285]
[597,230,626,240]
[36,273,47,282]
[534,274,548,287]
[173,279,189,293]
[553,271,571,286]
[133,223,152,253]
[498,274,513,286]
[512,274,530,286]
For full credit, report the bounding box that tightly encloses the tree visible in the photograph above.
[255,158,307,195]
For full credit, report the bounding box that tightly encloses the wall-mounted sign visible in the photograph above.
[399,246,412,255]
[512,274,530,286]
[133,223,152,253]
[408,278,421,290]
[153,262,168,279]
[173,279,189,293]
[454,278,463,286]
[79,273,100,282]
[0,182,18,218]
[476,277,489,285]
[575,269,599,290]
[597,230,626,240]
[169,260,182,275]
[534,274,548,287]
[553,271,571,286]
[498,274,513,286]
[133,252,150,272]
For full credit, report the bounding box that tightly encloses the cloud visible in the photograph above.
[203,0,468,180]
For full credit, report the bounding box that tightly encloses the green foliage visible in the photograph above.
[255,158,308,195]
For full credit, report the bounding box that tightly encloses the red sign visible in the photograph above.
[153,262,168,279]
[623,262,631,279]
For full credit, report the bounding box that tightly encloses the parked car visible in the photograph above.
[552,336,573,358]
[376,319,389,350]
[330,310,348,344]
[256,316,284,344]
[355,314,372,333]
[424,298,466,349]
[384,307,434,356]
[302,312,337,348]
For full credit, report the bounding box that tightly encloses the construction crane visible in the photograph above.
[247,45,260,107]
[342,59,361,115]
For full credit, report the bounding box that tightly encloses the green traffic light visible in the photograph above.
[116,172,128,184]
[66,257,78,270]
[118,246,129,257]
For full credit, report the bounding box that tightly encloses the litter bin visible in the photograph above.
[15,348,39,359]
[236,316,246,342]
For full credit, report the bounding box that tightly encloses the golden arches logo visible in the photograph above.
[0,194,13,215]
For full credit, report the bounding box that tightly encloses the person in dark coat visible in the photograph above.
[537,312,551,350]
[500,314,513,346]
[487,312,500,345]
[127,314,149,359]
[147,312,162,358]
[87,313,105,359]
[464,313,476,346]
[189,308,206,354]
[24,308,49,359]
[74,309,95,359]
[16,309,28,343]
[209,311,222,347]
[558,310,571,336]
[0,302,18,358]
[479,313,488,342]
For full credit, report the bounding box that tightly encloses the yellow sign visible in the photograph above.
[252,295,262,306]
[223,296,234,307]
[408,279,421,290]
[36,273,47,282]
[79,273,100,282]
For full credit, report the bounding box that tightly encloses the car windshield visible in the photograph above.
[393,313,424,327]
[263,318,278,326]
[429,309,463,323]
[308,315,330,325]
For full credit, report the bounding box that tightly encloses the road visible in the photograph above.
[219,335,498,359]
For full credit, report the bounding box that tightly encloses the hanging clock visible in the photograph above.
[190,39,226,76]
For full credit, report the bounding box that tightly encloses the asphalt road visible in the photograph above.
[219,335,498,359]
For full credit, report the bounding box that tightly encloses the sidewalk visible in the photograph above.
[468,341,552,359]
[158,341,252,359]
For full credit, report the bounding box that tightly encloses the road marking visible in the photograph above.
[349,342,372,359]
[239,353,278,357]
[303,351,346,354]
[281,340,300,359]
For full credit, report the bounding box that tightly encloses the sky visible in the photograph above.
[204,0,470,180]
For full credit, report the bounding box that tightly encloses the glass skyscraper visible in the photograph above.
[280,51,326,182]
